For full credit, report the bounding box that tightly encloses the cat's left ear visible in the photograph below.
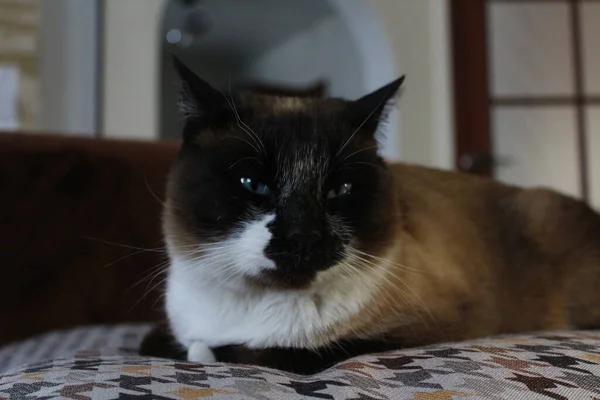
[172,56,228,124]
[345,76,405,133]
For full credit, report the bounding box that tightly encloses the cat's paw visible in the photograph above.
[187,341,216,364]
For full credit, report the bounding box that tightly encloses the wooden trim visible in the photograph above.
[489,0,600,3]
[570,0,590,200]
[451,0,493,176]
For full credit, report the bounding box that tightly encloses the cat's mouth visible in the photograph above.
[248,249,343,290]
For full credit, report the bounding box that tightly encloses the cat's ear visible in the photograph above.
[172,56,227,123]
[345,76,405,133]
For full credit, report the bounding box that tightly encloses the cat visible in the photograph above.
[140,57,600,375]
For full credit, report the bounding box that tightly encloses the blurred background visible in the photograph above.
[0,0,599,207]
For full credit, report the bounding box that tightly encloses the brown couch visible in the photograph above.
[0,132,178,347]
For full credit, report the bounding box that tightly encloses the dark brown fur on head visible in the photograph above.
[164,57,404,289]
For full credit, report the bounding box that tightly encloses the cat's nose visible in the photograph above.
[286,228,322,245]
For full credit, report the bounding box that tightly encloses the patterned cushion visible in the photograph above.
[0,325,150,374]
[2,326,600,399]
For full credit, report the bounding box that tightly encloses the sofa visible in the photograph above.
[1,132,600,399]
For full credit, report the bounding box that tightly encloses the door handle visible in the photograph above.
[458,153,512,174]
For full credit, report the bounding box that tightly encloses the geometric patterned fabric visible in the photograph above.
[2,325,600,399]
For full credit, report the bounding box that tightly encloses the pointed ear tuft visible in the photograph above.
[172,56,225,123]
[346,76,405,133]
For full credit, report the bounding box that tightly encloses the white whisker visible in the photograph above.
[84,237,164,252]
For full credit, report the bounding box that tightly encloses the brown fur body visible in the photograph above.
[140,60,600,374]
[353,164,600,347]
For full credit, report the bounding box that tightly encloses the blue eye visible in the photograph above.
[327,183,353,199]
[240,177,271,196]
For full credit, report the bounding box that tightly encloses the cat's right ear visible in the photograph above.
[172,56,227,124]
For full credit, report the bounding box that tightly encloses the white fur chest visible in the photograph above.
[165,256,374,351]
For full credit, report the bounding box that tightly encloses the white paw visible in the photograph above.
[187,341,216,364]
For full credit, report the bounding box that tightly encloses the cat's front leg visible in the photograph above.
[139,324,217,364]
[188,341,217,364]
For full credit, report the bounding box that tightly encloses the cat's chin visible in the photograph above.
[246,270,317,291]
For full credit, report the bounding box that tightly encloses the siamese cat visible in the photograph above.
[140,58,600,374]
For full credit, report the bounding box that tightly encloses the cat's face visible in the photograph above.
[165,59,403,289]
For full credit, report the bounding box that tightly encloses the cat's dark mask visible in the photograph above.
[166,57,404,289]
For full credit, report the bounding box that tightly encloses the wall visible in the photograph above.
[103,0,163,140]
[101,0,454,168]
[242,15,364,100]
[39,0,99,135]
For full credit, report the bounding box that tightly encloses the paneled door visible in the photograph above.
[451,0,600,209]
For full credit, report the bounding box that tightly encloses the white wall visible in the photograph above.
[101,0,454,168]
[371,0,454,169]
[40,0,99,135]
[242,15,364,100]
